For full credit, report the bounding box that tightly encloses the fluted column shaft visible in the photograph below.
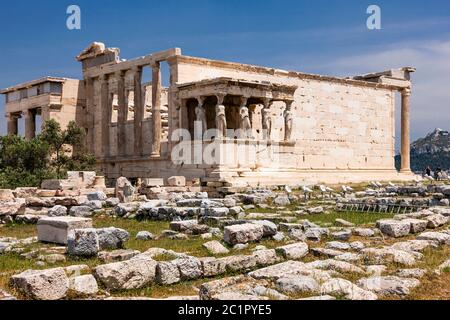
[116,71,127,157]
[133,67,144,155]
[400,87,412,173]
[151,62,162,157]
[85,77,95,153]
[24,109,36,140]
[6,113,18,136]
[100,74,110,157]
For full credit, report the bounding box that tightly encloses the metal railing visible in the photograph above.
[336,201,429,214]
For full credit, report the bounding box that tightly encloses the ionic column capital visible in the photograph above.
[150,61,161,70]
[6,112,18,120]
[115,69,127,78]
[23,109,34,118]
[401,87,411,97]
[131,65,143,73]
[99,74,109,83]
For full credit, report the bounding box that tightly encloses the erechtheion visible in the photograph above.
[1,42,416,189]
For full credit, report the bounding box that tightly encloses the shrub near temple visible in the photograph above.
[40,120,96,179]
[0,135,52,188]
[0,120,96,188]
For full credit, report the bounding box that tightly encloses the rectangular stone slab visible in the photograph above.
[37,216,93,245]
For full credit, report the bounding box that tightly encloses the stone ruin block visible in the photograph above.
[170,220,198,232]
[223,223,264,245]
[13,187,38,198]
[67,171,97,189]
[167,176,186,187]
[142,178,165,188]
[115,177,135,203]
[41,179,77,191]
[10,268,69,300]
[37,216,93,245]
[0,189,14,201]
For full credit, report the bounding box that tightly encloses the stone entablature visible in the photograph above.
[177,78,297,142]
[177,78,297,101]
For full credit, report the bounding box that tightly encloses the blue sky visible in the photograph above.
[1,0,450,144]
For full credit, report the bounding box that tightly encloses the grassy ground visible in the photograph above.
[0,223,36,239]
[1,212,449,300]
[406,246,450,300]
[247,206,393,227]
[0,251,101,298]
[306,212,393,227]
[94,217,210,257]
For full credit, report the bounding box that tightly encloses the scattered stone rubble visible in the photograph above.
[1,177,450,300]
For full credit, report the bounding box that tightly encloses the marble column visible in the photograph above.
[400,87,412,173]
[100,74,111,157]
[85,77,95,153]
[24,109,36,140]
[151,62,162,158]
[133,66,144,156]
[116,70,127,157]
[6,113,18,136]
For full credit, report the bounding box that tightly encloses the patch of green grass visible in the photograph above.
[110,279,202,299]
[246,207,277,214]
[0,223,37,239]
[399,246,450,300]
[415,246,450,270]
[305,211,394,227]
[93,217,292,258]
[0,251,100,298]
[94,217,211,257]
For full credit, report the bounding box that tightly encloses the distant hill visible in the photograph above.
[395,128,450,172]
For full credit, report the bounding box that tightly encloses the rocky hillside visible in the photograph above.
[396,128,450,172]
[411,128,450,155]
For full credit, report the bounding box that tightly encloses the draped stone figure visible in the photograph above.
[239,106,253,139]
[284,109,293,141]
[195,105,207,134]
[262,108,272,140]
[215,104,227,138]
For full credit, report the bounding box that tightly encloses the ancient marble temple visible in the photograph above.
[1,42,416,189]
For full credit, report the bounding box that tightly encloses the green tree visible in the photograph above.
[0,135,53,189]
[40,119,94,179]
[0,120,96,188]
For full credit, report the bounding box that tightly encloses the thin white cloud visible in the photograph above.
[318,40,450,142]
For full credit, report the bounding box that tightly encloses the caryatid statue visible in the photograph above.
[239,97,253,139]
[284,101,294,142]
[262,99,273,140]
[195,97,207,134]
[215,94,227,139]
